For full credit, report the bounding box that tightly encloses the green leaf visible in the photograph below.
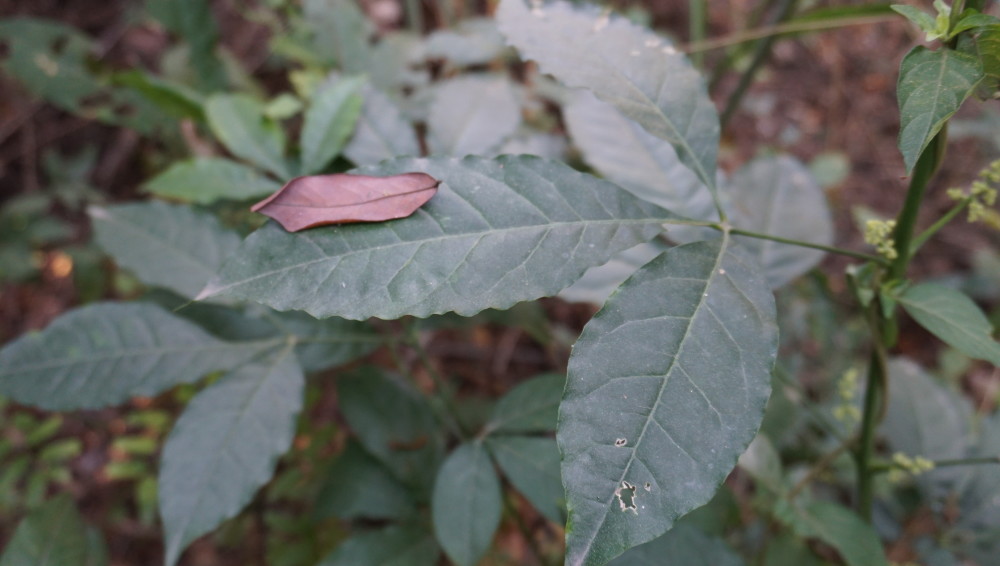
[559,237,777,566]
[146,0,226,91]
[88,202,241,299]
[431,442,503,566]
[314,440,416,520]
[788,501,888,566]
[142,157,282,204]
[317,524,439,566]
[952,12,1000,37]
[205,94,291,178]
[303,0,374,73]
[606,524,744,566]
[728,156,833,289]
[892,5,938,36]
[368,32,430,92]
[299,76,365,175]
[897,46,982,172]
[199,154,681,319]
[955,412,1000,558]
[897,283,1000,365]
[484,373,564,434]
[159,344,304,566]
[338,367,445,495]
[762,533,823,566]
[486,436,564,523]
[562,90,715,226]
[427,75,521,156]
[261,310,380,373]
[0,495,108,566]
[498,0,721,197]
[113,70,205,121]
[882,358,973,496]
[343,85,420,166]
[736,433,783,493]
[0,302,266,410]
[559,241,671,306]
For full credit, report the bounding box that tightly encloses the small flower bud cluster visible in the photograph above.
[864,219,898,260]
[887,452,935,483]
[947,159,1000,225]
[832,368,861,424]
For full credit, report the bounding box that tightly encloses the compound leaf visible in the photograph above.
[484,373,564,434]
[898,283,1000,365]
[487,436,565,523]
[317,523,439,566]
[199,154,681,319]
[559,237,777,565]
[897,46,982,172]
[314,440,416,521]
[143,157,282,204]
[0,495,107,566]
[0,302,266,410]
[160,344,304,566]
[498,0,720,196]
[88,201,242,298]
[431,442,503,566]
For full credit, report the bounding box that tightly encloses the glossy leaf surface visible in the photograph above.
[498,0,720,195]
[559,238,777,566]
[0,302,265,410]
[89,202,241,298]
[432,442,503,566]
[160,344,304,566]
[299,76,365,174]
[487,436,564,523]
[251,172,440,232]
[0,495,107,566]
[727,156,833,289]
[200,155,680,319]
[317,524,439,566]
[143,157,282,204]
[427,75,520,156]
[205,94,291,178]
[897,46,982,172]
[898,283,1000,365]
[606,524,744,566]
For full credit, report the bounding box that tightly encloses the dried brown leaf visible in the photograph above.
[251,172,440,232]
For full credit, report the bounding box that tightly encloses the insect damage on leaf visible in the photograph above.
[251,172,440,232]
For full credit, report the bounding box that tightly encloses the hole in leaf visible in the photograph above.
[614,438,627,447]
[615,481,637,512]
[644,482,651,491]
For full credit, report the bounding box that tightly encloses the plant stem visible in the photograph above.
[726,227,889,264]
[689,0,707,67]
[889,131,946,281]
[855,311,888,521]
[909,197,971,254]
[685,14,895,53]
[788,440,854,499]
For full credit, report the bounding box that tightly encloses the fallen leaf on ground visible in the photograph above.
[251,172,440,232]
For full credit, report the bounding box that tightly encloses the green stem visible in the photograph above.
[404,323,469,440]
[855,335,887,521]
[688,14,895,53]
[909,197,971,254]
[889,132,946,281]
[689,0,707,67]
[726,227,889,264]
[788,440,854,500]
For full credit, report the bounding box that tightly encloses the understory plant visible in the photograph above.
[1,0,999,565]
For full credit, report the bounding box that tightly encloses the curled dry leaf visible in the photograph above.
[251,172,440,232]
